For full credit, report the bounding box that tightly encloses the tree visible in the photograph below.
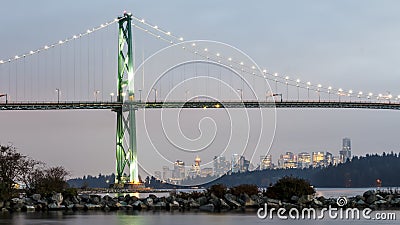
[0,144,72,199]
[28,166,70,196]
[0,145,39,200]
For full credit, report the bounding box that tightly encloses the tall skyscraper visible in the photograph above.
[339,137,352,163]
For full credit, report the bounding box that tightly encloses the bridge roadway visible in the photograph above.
[1,101,400,110]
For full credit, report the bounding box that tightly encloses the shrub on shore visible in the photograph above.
[265,176,315,200]
[231,184,258,196]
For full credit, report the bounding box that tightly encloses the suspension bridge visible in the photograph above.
[1,12,399,185]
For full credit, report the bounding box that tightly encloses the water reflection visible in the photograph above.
[0,211,398,225]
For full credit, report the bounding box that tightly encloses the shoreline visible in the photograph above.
[1,189,399,213]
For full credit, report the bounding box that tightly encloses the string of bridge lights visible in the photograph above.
[130,13,399,101]
[0,18,120,65]
[0,13,398,101]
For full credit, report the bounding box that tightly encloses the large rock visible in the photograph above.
[245,198,258,208]
[312,199,323,207]
[48,203,65,210]
[197,196,208,206]
[390,198,400,206]
[84,204,101,210]
[32,194,41,201]
[375,200,387,205]
[283,202,297,210]
[291,196,299,202]
[169,201,180,210]
[153,202,166,210]
[73,204,85,210]
[298,195,313,204]
[219,198,230,210]
[266,198,282,207]
[23,205,35,212]
[366,195,377,204]
[376,194,384,200]
[355,199,366,207]
[144,197,154,208]
[363,190,374,199]
[189,201,200,209]
[90,196,100,204]
[199,203,214,212]
[52,193,63,207]
[132,200,142,210]
[224,194,241,208]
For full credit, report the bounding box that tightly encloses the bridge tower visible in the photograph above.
[115,12,139,185]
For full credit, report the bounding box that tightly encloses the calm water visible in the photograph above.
[1,188,398,225]
[0,211,398,225]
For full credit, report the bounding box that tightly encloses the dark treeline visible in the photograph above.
[204,152,400,188]
[68,174,115,188]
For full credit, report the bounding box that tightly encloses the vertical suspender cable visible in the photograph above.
[73,38,76,101]
[23,56,25,101]
[93,31,96,99]
[59,43,62,101]
[87,34,90,100]
[8,63,11,101]
[15,60,18,101]
[37,52,39,101]
[101,27,104,101]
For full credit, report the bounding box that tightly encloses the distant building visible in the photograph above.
[162,166,172,181]
[231,154,241,173]
[325,152,334,166]
[339,138,352,163]
[297,152,311,168]
[188,156,201,178]
[312,151,325,167]
[278,152,297,169]
[260,155,273,170]
[154,171,162,180]
[333,156,340,166]
[172,160,185,179]
[239,156,250,172]
[201,168,213,177]
[213,155,230,176]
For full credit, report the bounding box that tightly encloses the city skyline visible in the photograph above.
[154,137,358,184]
[1,1,400,178]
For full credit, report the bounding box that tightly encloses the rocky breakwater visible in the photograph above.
[1,190,399,213]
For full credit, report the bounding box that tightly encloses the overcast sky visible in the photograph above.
[1,1,400,178]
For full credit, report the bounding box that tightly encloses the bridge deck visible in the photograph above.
[1,101,400,110]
